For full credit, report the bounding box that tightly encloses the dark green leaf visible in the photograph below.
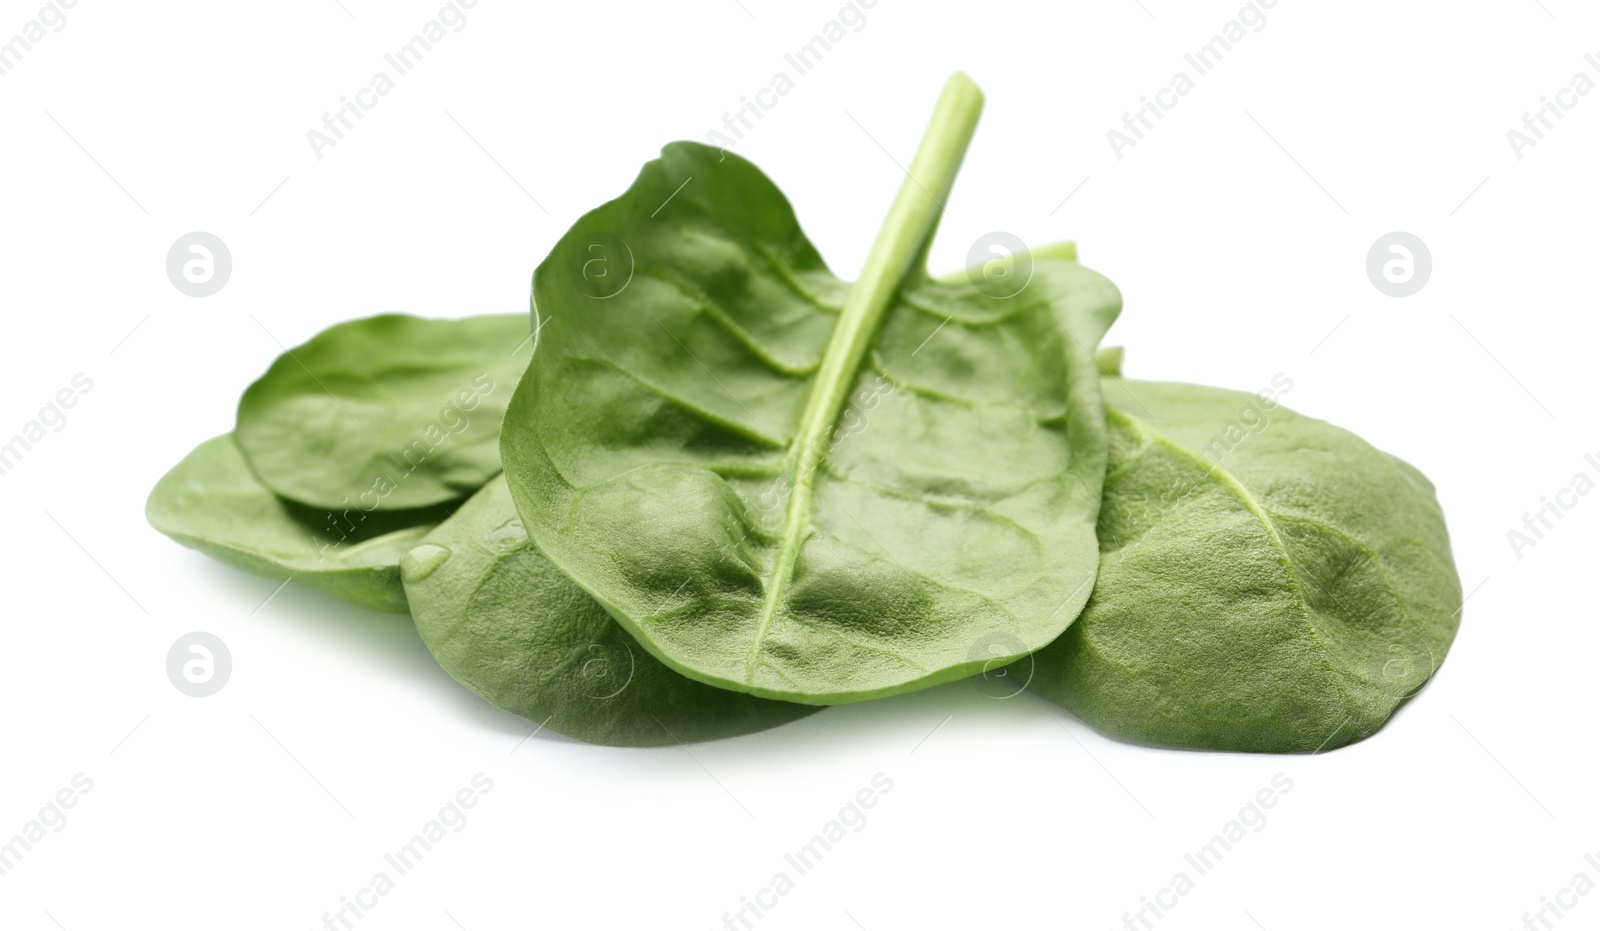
[236,313,530,510]
[404,476,818,746]
[1026,378,1463,752]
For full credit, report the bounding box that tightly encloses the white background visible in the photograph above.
[2,0,1596,929]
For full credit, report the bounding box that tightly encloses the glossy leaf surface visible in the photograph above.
[501,140,1121,704]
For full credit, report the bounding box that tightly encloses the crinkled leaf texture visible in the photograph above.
[404,477,818,746]
[236,314,530,510]
[146,435,447,613]
[501,142,1121,704]
[1027,378,1463,752]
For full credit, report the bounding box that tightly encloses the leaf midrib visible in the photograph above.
[740,76,985,685]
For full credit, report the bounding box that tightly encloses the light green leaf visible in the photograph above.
[146,434,448,613]
[502,76,1121,704]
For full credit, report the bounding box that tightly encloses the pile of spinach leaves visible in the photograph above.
[147,74,1461,753]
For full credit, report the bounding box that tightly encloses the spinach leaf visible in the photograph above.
[1026,375,1462,752]
[500,74,1121,704]
[404,476,819,746]
[236,313,530,510]
[147,435,452,613]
